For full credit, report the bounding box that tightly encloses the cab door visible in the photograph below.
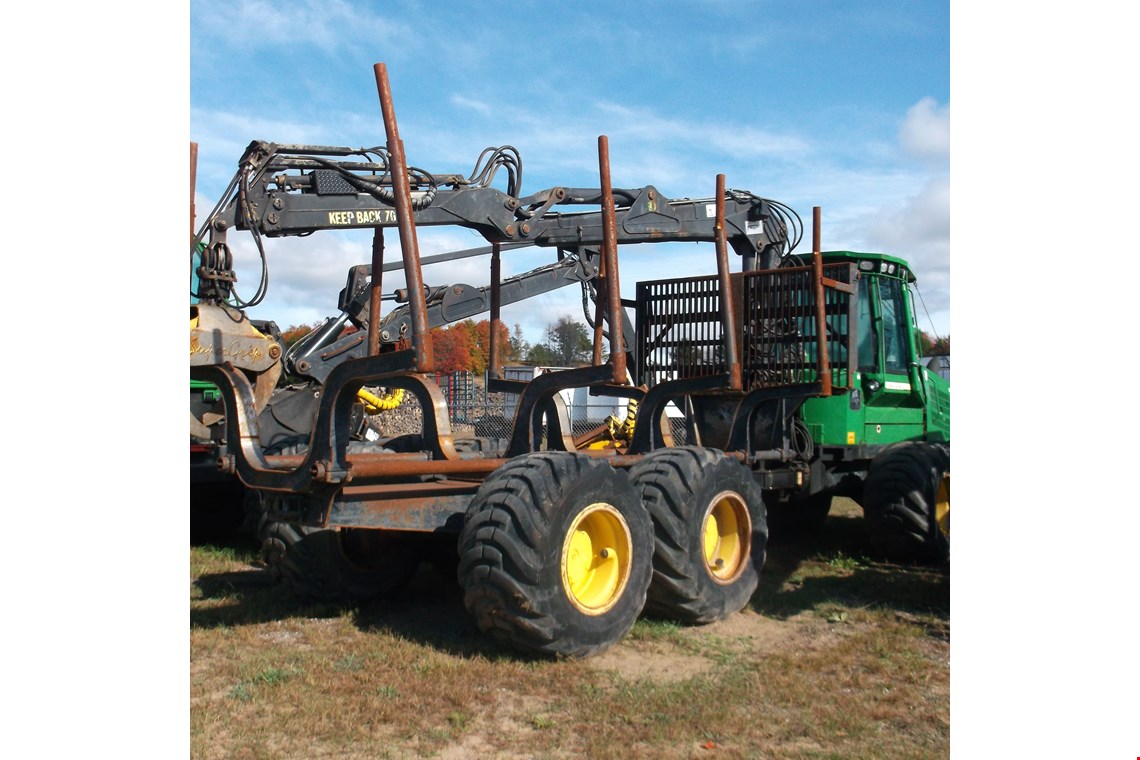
[859,275,925,443]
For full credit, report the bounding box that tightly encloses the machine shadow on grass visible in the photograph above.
[192,506,948,655]
[755,507,949,637]
[190,549,520,659]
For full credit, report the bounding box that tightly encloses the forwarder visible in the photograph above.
[190,63,949,658]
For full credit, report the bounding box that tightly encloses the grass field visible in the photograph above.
[190,499,949,759]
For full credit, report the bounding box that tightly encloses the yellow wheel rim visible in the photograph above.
[702,491,751,584]
[561,503,633,616]
[935,472,950,539]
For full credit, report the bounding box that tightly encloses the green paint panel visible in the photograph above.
[863,422,927,445]
[864,404,923,424]
[922,368,950,442]
[800,393,861,446]
[795,250,949,450]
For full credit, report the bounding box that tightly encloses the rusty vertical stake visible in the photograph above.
[374,62,434,373]
[489,242,503,379]
[597,136,626,383]
[368,228,385,356]
[591,251,606,366]
[812,206,832,396]
[715,174,742,391]
[190,142,198,239]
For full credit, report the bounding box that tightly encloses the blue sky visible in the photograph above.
[190,0,950,344]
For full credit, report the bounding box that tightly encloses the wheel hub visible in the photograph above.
[702,491,751,584]
[561,503,633,615]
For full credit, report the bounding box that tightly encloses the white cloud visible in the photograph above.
[594,102,810,159]
[449,95,493,117]
[899,97,950,161]
[864,176,951,253]
[834,175,950,335]
[192,0,412,52]
[401,97,812,196]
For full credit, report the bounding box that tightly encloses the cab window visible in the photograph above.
[880,278,909,374]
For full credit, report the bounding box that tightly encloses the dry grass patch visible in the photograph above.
[191,501,947,759]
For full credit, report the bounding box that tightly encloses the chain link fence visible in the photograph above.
[368,369,689,445]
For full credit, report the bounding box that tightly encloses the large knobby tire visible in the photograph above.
[258,513,420,603]
[628,447,767,624]
[862,442,950,563]
[256,437,419,603]
[457,452,653,658]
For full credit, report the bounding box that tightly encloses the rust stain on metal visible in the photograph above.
[597,135,626,382]
[715,174,742,391]
[812,206,832,396]
[374,62,434,372]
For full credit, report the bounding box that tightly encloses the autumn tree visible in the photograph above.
[283,318,525,375]
[430,324,474,374]
[280,322,321,348]
[469,319,514,372]
[917,331,951,356]
[428,319,515,374]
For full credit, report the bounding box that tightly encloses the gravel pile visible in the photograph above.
[365,380,511,440]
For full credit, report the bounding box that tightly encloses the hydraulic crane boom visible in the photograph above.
[288,247,611,384]
[191,140,800,306]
